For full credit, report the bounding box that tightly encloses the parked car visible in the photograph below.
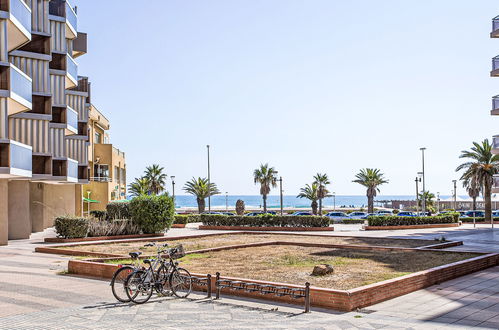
[348,212,368,219]
[397,211,416,217]
[291,211,313,216]
[376,210,393,216]
[325,212,349,220]
[493,210,499,217]
[202,211,222,215]
[244,211,276,216]
[221,212,235,216]
[457,211,469,218]
[465,211,485,218]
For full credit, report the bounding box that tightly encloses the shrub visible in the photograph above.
[130,195,174,233]
[460,217,499,223]
[187,214,200,223]
[106,201,130,220]
[201,214,330,227]
[342,219,366,224]
[89,210,107,221]
[174,215,188,224]
[367,214,459,227]
[54,216,89,238]
[87,219,141,237]
[235,200,245,215]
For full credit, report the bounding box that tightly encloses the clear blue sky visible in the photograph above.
[75,0,499,196]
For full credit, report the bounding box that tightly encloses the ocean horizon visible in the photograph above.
[172,195,458,209]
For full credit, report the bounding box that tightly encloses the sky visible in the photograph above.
[74,0,499,196]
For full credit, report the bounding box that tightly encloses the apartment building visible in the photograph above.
[83,104,126,213]
[0,0,113,245]
[492,16,499,192]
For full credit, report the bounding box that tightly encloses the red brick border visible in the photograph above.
[198,225,334,231]
[364,223,460,230]
[171,224,186,228]
[44,233,164,243]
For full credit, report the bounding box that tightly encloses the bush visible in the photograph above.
[54,216,89,238]
[130,195,174,233]
[201,214,330,227]
[342,219,366,224]
[87,219,141,237]
[89,210,107,221]
[174,215,188,224]
[367,213,459,227]
[460,217,499,223]
[106,201,130,220]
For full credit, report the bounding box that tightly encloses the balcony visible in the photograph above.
[493,175,499,193]
[491,56,499,77]
[72,32,87,58]
[90,176,112,182]
[66,106,78,134]
[66,54,77,88]
[49,0,77,39]
[0,0,31,51]
[493,136,499,154]
[0,139,32,178]
[52,157,78,183]
[492,95,499,115]
[492,16,499,38]
[0,63,32,115]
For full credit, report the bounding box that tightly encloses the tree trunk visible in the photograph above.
[367,193,374,214]
[485,181,492,224]
[472,196,477,212]
[318,198,322,216]
[263,194,267,213]
[197,198,206,214]
[311,200,318,215]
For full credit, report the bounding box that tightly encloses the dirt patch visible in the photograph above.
[56,234,436,256]
[177,245,479,290]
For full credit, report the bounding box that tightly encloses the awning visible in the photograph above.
[83,197,100,203]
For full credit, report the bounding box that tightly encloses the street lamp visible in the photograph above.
[452,180,457,210]
[207,145,211,212]
[420,147,426,214]
[415,172,422,215]
[225,192,228,212]
[332,192,336,211]
[171,176,175,209]
[277,176,283,216]
[437,192,440,213]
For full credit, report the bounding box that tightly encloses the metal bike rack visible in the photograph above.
[190,274,212,298]
[215,272,311,313]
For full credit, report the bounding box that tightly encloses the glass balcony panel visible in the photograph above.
[494,96,499,111]
[65,1,77,32]
[494,16,499,34]
[67,107,78,131]
[493,136,499,149]
[68,159,78,179]
[10,142,32,172]
[493,56,499,71]
[494,175,499,189]
[66,55,77,82]
[10,65,32,104]
[10,0,31,33]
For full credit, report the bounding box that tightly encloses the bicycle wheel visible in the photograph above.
[111,266,134,302]
[125,270,153,304]
[169,267,192,298]
[156,265,171,295]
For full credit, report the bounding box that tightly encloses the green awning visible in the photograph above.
[83,197,100,203]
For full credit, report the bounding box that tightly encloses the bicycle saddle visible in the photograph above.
[129,252,142,259]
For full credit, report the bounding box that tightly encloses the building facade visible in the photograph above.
[0,0,118,245]
[492,15,499,192]
[83,104,126,214]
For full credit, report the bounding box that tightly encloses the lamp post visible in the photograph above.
[278,176,283,216]
[207,145,211,212]
[416,173,422,215]
[225,192,228,212]
[171,176,175,209]
[437,192,440,213]
[333,192,336,211]
[420,147,426,215]
[452,180,457,210]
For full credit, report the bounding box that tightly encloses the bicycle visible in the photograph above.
[125,244,192,304]
[110,251,142,303]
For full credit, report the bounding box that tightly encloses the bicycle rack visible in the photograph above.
[214,272,311,313]
[191,274,212,298]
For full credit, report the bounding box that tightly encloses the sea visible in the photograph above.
[172,195,455,209]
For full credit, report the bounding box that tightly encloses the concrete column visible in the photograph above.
[75,184,83,217]
[8,180,31,240]
[0,179,8,245]
[43,184,76,228]
[30,182,45,233]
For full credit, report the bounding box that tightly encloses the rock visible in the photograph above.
[312,264,334,276]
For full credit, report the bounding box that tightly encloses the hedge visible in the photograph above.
[201,214,330,227]
[367,213,459,227]
[54,216,89,238]
[460,217,499,223]
[173,214,201,224]
[89,210,107,221]
[87,219,141,237]
[130,195,175,233]
[107,201,130,220]
[342,219,366,224]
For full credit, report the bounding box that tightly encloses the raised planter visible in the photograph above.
[364,223,460,231]
[171,224,186,228]
[44,233,164,243]
[198,225,334,232]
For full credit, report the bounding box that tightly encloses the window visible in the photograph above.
[114,166,119,182]
[94,132,101,144]
[93,164,109,180]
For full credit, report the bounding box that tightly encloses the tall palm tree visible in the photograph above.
[253,163,278,213]
[353,168,388,213]
[297,183,319,215]
[463,175,480,212]
[144,164,167,195]
[456,139,499,222]
[183,177,220,213]
[418,191,436,213]
[128,177,150,197]
[313,173,331,215]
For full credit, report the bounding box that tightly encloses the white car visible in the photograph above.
[376,210,393,216]
[348,212,368,219]
[325,212,349,222]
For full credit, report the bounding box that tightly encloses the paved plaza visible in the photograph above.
[2,224,499,329]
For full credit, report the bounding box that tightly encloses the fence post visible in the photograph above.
[207,274,212,298]
[215,272,220,300]
[304,282,310,313]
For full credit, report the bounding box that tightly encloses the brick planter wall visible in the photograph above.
[198,225,334,231]
[45,233,164,243]
[364,223,460,231]
[171,224,186,228]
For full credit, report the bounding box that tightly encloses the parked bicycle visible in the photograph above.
[125,243,192,304]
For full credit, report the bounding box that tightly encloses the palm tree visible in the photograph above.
[463,175,480,211]
[353,168,388,213]
[128,177,150,197]
[418,191,436,213]
[253,163,278,213]
[456,139,499,222]
[183,177,220,213]
[313,173,331,215]
[297,183,319,215]
[144,164,167,195]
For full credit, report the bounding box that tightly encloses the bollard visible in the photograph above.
[215,272,220,300]
[207,274,212,298]
[304,282,311,313]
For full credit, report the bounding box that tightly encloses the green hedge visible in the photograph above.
[89,210,107,221]
[87,219,141,237]
[367,213,459,227]
[342,219,366,224]
[201,214,330,227]
[460,217,499,223]
[130,195,174,233]
[106,201,130,220]
[54,216,89,238]
[173,214,201,224]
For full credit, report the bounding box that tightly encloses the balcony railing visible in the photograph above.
[494,175,499,191]
[49,0,77,38]
[65,0,77,34]
[9,140,31,173]
[68,158,78,180]
[66,54,77,85]
[10,63,32,106]
[10,0,31,35]
[90,176,112,182]
[493,56,499,73]
[493,136,499,150]
[67,106,78,133]
[493,95,499,114]
[493,16,499,37]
